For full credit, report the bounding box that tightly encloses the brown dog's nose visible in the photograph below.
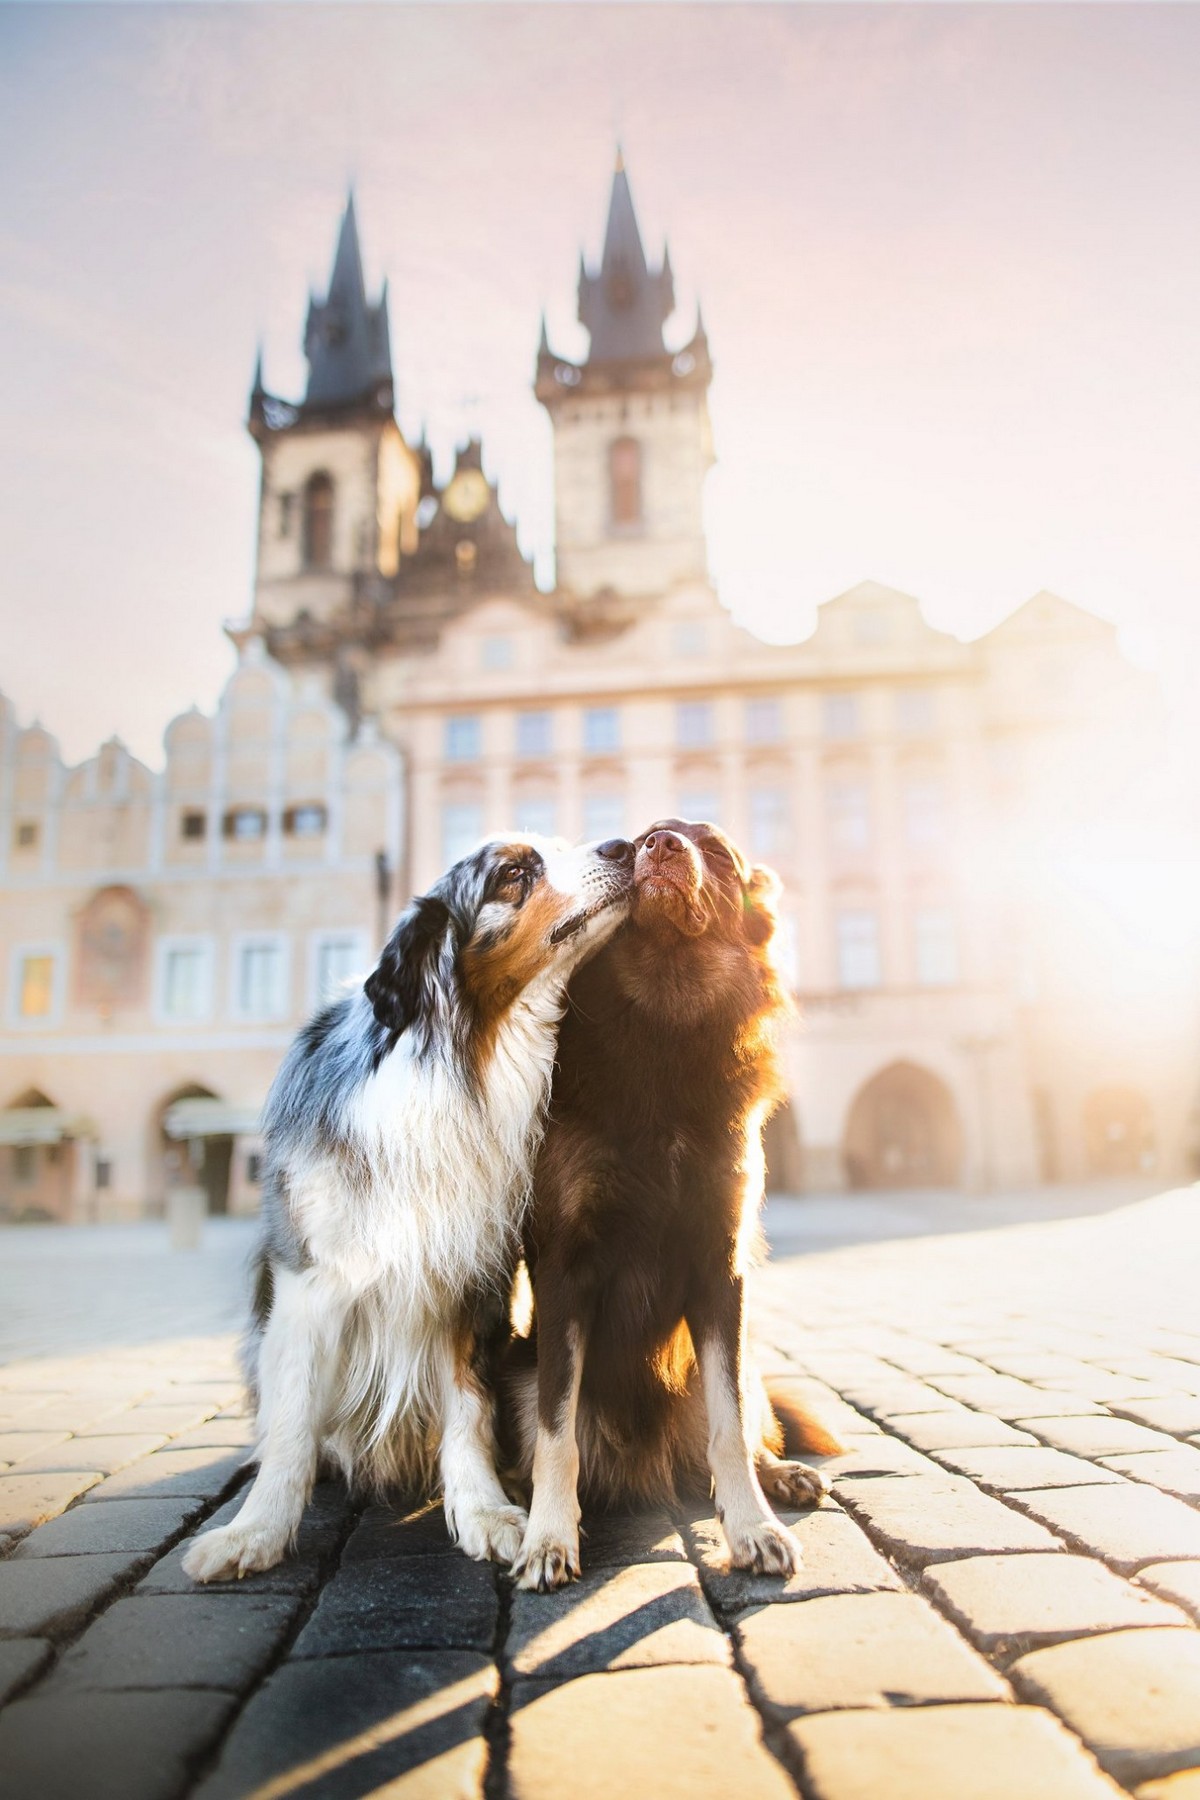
[643,829,684,864]
[596,838,634,865]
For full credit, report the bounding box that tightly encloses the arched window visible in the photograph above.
[609,436,642,527]
[303,472,334,570]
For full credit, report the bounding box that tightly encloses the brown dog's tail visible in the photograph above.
[767,1382,849,1458]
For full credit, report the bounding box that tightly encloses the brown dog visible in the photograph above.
[509,819,842,1591]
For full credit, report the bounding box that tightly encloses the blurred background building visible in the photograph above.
[2,159,1196,1220]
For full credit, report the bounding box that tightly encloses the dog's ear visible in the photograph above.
[742,864,781,947]
[364,894,453,1034]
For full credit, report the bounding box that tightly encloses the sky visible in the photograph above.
[2,3,1199,767]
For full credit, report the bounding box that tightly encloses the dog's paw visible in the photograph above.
[758,1458,829,1509]
[513,1532,580,1592]
[725,1516,802,1577]
[181,1521,287,1584]
[453,1503,529,1567]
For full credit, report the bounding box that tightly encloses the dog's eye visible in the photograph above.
[500,864,523,883]
[705,842,733,864]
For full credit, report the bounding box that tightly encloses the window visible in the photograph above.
[673,621,706,657]
[180,810,206,841]
[444,715,482,762]
[583,707,620,754]
[14,821,38,850]
[774,913,800,988]
[854,609,890,645]
[746,697,783,745]
[676,701,715,750]
[18,954,54,1019]
[442,802,484,867]
[224,808,267,842]
[235,937,288,1020]
[749,788,789,858]
[246,1153,263,1185]
[582,794,625,843]
[904,778,947,849]
[482,635,513,671]
[95,1157,112,1190]
[836,911,881,990]
[302,471,334,570]
[823,693,860,739]
[278,493,293,538]
[609,436,642,527]
[161,945,209,1021]
[516,710,552,758]
[827,781,870,852]
[312,933,366,1006]
[679,790,718,825]
[285,804,327,838]
[896,688,935,735]
[915,907,959,987]
[514,797,557,839]
[14,1145,36,1184]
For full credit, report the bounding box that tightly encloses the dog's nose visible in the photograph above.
[596,838,634,865]
[643,830,684,864]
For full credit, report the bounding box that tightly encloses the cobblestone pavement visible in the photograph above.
[1,1186,1198,1799]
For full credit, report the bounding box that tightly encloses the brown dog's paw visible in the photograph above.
[513,1533,581,1592]
[725,1517,802,1577]
[757,1458,828,1509]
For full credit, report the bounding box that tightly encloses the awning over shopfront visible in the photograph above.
[163,1099,263,1141]
[0,1108,96,1146]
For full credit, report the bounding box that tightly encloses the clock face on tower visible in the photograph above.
[442,468,491,523]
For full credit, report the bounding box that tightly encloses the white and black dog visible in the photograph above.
[184,833,634,1582]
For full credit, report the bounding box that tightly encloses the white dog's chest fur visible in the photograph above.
[286,988,560,1487]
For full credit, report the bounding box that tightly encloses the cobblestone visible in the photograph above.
[508,1666,797,1800]
[736,1589,1006,1717]
[886,1408,1041,1452]
[507,1560,727,1681]
[684,1502,904,1607]
[83,1444,248,1502]
[193,1649,496,1800]
[0,1469,102,1539]
[0,1688,238,1800]
[0,1640,49,1706]
[1011,1628,1200,1786]
[786,1703,1127,1799]
[1100,1448,1200,1501]
[1135,1562,1200,1622]
[4,1191,1200,1797]
[1006,1483,1200,1572]
[291,1549,497,1656]
[1022,1416,1182,1458]
[0,1550,151,1638]
[12,1493,207,1557]
[927,1444,1126,1490]
[922,1552,1189,1659]
[835,1472,1062,1564]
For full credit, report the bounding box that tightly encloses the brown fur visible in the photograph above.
[505,819,843,1521]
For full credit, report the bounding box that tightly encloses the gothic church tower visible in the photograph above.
[247,196,423,633]
[536,153,713,605]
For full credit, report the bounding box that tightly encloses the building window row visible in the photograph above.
[438,773,946,869]
[448,696,794,765]
[6,930,369,1028]
[834,907,960,992]
[177,804,328,844]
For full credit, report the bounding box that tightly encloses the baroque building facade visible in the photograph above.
[2,159,1195,1219]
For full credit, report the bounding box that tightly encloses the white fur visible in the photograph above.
[184,836,629,1583]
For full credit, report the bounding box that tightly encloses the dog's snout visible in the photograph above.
[643,829,684,865]
[596,838,634,866]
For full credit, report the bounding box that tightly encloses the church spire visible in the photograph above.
[302,192,393,414]
[578,151,675,365]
